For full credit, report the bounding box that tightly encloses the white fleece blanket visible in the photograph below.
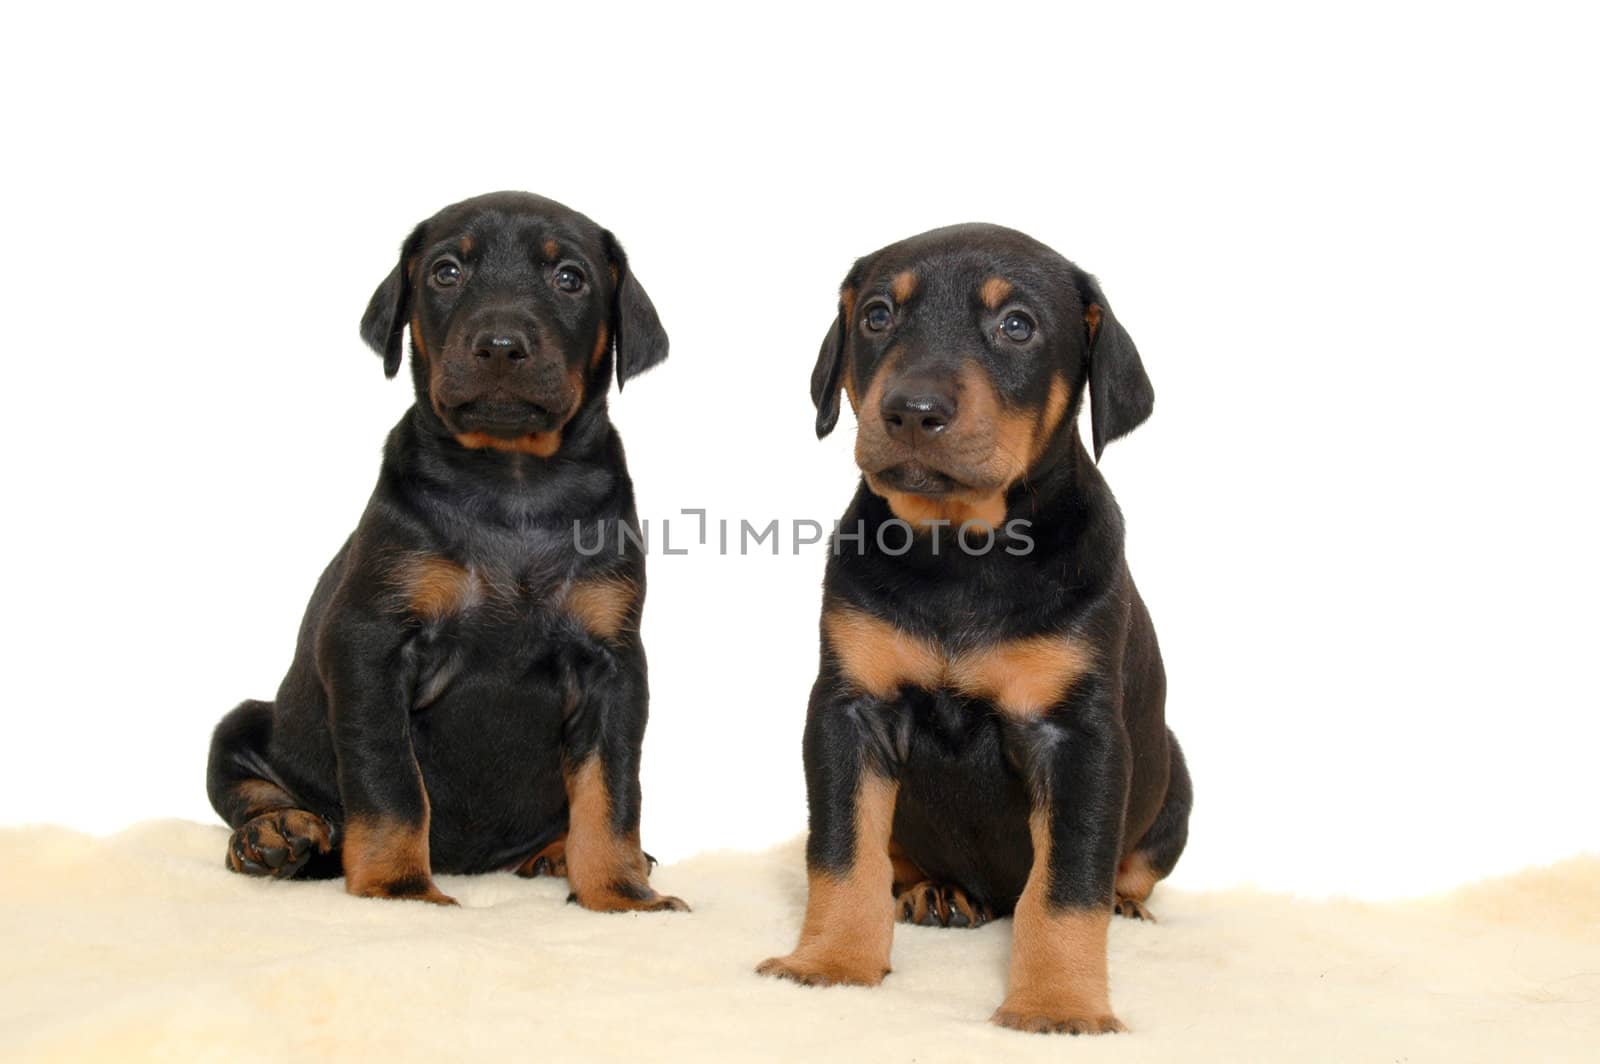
[2,821,1596,1062]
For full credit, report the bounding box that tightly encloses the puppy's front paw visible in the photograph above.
[347,874,458,906]
[756,953,888,988]
[570,884,689,913]
[226,809,332,879]
[991,1004,1126,1036]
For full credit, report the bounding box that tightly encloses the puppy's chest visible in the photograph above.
[392,551,636,647]
[826,607,1095,722]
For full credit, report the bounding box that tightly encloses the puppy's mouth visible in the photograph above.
[868,462,965,497]
[445,398,568,438]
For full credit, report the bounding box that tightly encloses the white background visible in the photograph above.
[2,3,1595,899]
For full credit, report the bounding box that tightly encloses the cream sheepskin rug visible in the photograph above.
[3,821,1596,1062]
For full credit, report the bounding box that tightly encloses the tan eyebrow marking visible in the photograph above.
[544,238,561,260]
[890,270,918,303]
[980,276,1014,310]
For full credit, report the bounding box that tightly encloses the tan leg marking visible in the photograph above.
[888,838,925,894]
[824,607,1093,716]
[1114,851,1161,921]
[757,772,898,986]
[563,758,687,913]
[232,778,296,820]
[515,834,568,878]
[342,811,455,905]
[992,811,1123,1034]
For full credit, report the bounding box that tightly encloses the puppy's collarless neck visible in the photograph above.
[384,406,629,528]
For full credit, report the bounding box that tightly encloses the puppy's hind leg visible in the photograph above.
[207,700,335,880]
[1115,730,1192,921]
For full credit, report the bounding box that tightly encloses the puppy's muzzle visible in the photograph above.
[432,318,577,437]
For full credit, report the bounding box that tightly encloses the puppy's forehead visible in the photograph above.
[858,224,1072,301]
[421,192,605,263]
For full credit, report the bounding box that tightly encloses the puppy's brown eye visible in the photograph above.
[432,260,462,287]
[1001,312,1035,342]
[554,266,585,293]
[864,303,893,332]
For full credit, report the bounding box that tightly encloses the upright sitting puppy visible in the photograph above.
[206,192,685,912]
[758,225,1189,1033]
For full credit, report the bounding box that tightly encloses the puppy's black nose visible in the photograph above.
[472,331,533,364]
[881,384,956,442]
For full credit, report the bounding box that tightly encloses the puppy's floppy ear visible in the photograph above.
[1076,271,1154,460]
[811,282,856,439]
[602,231,668,390]
[359,224,426,379]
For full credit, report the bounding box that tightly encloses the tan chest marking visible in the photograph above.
[560,575,639,641]
[823,607,1093,718]
[397,555,483,621]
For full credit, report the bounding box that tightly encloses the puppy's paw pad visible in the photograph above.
[896,881,991,928]
[226,809,331,879]
[992,1008,1126,1035]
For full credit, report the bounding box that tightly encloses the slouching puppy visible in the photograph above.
[206,192,685,911]
[758,224,1190,1033]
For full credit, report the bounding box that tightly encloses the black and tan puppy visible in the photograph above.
[758,225,1189,1033]
[206,192,685,912]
